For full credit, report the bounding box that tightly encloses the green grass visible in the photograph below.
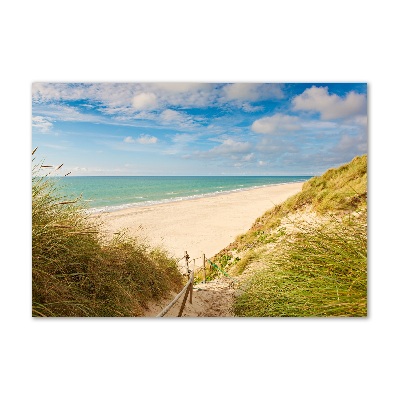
[214,154,367,257]
[296,154,367,213]
[210,154,368,317]
[250,154,366,243]
[233,211,367,317]
[32,157,183,317]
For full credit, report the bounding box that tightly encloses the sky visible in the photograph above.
[32,82,367,176]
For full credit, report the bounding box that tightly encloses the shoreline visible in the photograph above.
[88,180,309,214]
[97,182,304,261]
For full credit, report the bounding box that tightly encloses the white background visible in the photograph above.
[1,1,398,399]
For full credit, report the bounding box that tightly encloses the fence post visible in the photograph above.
[189,260,195,304]
[184,250,190,277]
[178,285,190,317]
[203,254,206,283]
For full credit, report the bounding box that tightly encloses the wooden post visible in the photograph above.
[203,254,206,283]
[189,260,194,304]
[189,280,193,304]
[156,270,193,317]
[178,285,190,317]
[184,251,189,276]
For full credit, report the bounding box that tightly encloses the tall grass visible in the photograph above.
[257,154,366,231]
[233,211,367,317]
[207,154,369,317]
[32,158,183,317]
[293,154,367,213]
[214,154,367,262]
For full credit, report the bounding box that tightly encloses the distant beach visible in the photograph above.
[97,182,305,261]
[58,176,311,214]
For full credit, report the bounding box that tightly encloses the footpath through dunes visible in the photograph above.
[97,182,304,261]
[144,277,236,317]
[98,183,305,317]
[144,154,367,317]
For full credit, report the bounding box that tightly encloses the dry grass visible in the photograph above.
[209,154,367,317]
[233,211,367,317]
[32,158,183,317]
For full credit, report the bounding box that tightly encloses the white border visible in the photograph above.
[2,1,398,399]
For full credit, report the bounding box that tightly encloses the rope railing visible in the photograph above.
[156,250,234,317]
[156,269,194,317]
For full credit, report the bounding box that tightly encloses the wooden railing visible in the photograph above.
[156,250,231,317]
[156,269,194,317]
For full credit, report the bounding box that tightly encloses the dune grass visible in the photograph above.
[228,154,367,254]
[208,154,367,317]
[287,154,367,213]
[233,211,367,317]
[32,157,183,317]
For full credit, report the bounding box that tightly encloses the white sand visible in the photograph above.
[97,182,304,261]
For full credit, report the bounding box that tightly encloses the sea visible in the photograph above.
[57,176,312,214]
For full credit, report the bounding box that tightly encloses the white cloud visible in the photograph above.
[32,83,65,102]
[194,138,253,161]
[152,83,211,93]
[33,104,104,123]
[160,109,184,122]
[162,133,202,155]
[292,86,367,120]
[251,113,301,134]
[127,111,158,121]
[33,83,137,108]
[258,137,298,155]
[124,134,158,144]
[242,102,264,112]
[223,83,283,102]
[224,83,261,101]
[172,133,191,143]
[159,109,202,129]
[242,153,255,162]
[336,133,367,154]
[301,120,338,129]
[131,92,158,110]
[138,134,158,144]
[171,133,201,144]
[210,138,252,155]
[32,83,284,117]
[351,115,368,127]
[32,116,53,132]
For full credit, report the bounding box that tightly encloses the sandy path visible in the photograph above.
[97,182,304,317]
[97,182,304,261]
[143,277,236,317]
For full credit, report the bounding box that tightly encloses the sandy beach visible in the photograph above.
[97,182,304,262]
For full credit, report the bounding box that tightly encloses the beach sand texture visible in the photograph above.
[98,182,304,261]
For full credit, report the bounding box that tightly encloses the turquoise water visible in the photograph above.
[57,176,312,213]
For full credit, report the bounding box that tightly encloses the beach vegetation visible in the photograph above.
[233,211,367,317]
[212,154,367,317]
[32,156,183,317]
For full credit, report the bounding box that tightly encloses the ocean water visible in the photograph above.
[57,176,312,213]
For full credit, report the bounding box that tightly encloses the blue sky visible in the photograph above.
[32,82,367,176]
